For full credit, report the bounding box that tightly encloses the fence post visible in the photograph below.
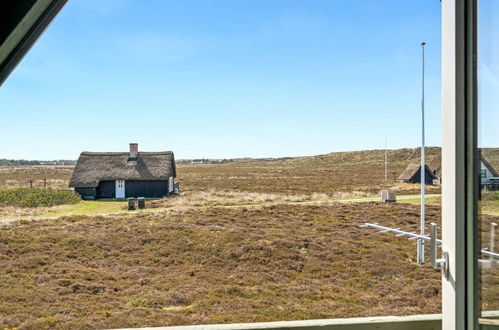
[490,222,497,262]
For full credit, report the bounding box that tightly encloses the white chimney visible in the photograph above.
[129,143,138,159]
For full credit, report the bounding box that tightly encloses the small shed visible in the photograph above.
[69,143,177,200]
[398,164,438,185]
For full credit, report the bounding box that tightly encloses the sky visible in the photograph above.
[0,0,442,160]
[479,0,499,149]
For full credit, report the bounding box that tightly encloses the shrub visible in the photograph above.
[481,191,499,201]
[0,188,81,208]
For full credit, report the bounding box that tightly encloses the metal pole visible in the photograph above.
[430,223,438,268]
[385,137,388,180]
[418,42,426,265]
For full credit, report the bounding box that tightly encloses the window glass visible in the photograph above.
[478,0,499,324]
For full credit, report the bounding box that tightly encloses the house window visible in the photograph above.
[481,169,487,178]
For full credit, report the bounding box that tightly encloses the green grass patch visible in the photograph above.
[479,200,499,216]
[0,188,80,207]
[35,200,128,218]
[475,192,499,215]
[396,196,440,205]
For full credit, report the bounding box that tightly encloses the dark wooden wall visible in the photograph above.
[97,181,115,199]
[125,180,168,198]
[76,180,170,199]
[94,180,169,199]
[74,187,97,200]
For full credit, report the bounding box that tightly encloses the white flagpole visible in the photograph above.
[418,42,426,265]
[385,137,388,180]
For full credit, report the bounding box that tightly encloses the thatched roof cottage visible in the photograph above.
[398,164,438,185]
[69,143,176,200]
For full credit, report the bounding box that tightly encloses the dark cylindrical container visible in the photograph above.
[127,197,136,210]
[138,197,146,209]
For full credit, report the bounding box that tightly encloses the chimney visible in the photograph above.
[129,143,138,159]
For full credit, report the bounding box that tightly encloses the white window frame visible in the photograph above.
[442,0,479,329]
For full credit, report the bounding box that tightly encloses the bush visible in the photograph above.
[0,188,81,208]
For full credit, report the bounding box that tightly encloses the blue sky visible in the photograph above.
[479,0,499,148]
[0,0,442,160]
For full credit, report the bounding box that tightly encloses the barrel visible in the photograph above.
[127,197,136,210]
[137,197,146,209]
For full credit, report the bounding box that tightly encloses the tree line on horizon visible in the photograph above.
[0,159,77,166]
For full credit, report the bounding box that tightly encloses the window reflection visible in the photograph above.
[478,0,499,324]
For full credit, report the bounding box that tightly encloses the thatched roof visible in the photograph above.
[398,163,437,181]
[481,155,499,177]
[69,152,176,188]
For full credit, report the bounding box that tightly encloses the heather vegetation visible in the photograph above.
[4,147,497,329]
[0,203,444,329]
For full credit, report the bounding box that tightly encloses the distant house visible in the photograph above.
[413,156,498,187]
[480,155,499,191]
[69,143,176,200]
[191,159,204,164]
[398,164,438,185]
[480,156,498,184]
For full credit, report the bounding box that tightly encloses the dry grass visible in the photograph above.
[0,148,442,195]
[176,147,442,195]
[0,190,360,222]
[0,205,56,219]
[0,202,444,329]
[148,190,334,209]
[0,166,73,189]
[479,214,499,312]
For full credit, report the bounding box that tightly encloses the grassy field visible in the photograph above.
[0,147,497,329]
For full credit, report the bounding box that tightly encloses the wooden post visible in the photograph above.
[391,171,397,181]
[27,179,34,189]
